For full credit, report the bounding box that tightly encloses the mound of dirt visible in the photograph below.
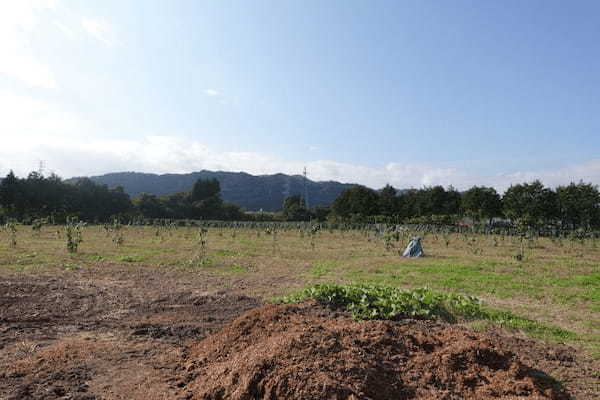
[181,302,570,400]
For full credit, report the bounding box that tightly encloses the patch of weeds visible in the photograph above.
[468,319,494,333]
[63,263,79,271]
[1,264,27,271]
[215,249,243,257]
[591,345,600,359]
[469,309,577,342]
[186,257,213,267]
[14,253,41,266]
[225,264,250,274]
[118,255,145,263]
[15,341,39,359]
[84,254,105,262]
[308,261,340,278]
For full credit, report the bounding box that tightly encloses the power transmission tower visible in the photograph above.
[303,167,309,209]
[37,160,45,176]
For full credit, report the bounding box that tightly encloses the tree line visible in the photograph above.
[0,171,246,223]
[1,170,598,231]
[281,181,600,231]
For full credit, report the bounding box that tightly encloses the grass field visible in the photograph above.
[1,224,598,359]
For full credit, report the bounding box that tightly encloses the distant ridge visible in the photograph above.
[68,170,356,211]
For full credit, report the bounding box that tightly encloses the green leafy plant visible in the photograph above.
[309,224,320,250]
[189,227,209,266]
[280,283,483,321]
[110,219,125,246]
[65,218,84,253]
[5,220,17,247]
[31,218,44,236]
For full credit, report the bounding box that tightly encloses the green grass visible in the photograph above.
[214,248,244,258]
[483,309,576,341]
[223,264,250,274]
[117,254,146,263]
[308,261,340,278]
[344,261,600,306]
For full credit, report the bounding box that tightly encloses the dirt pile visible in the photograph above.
[181,302,570,400]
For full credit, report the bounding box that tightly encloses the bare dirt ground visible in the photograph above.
[0,267,261,399]
[1,266,598,399]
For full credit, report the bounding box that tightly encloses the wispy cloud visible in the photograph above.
[203,89,220,97]
[53,20,75,39]
[81,17,115,47]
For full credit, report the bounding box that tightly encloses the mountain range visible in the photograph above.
[69,171,356,212]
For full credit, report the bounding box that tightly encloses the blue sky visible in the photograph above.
[1,0,599,190]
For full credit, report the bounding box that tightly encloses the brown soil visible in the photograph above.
[181,302,573,400]
[0,269,262,400]
[1,269,598,399]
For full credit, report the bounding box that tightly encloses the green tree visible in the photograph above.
[503,180,559,230]
[556,182,600,229]
[311,205,331,222]
[190,178,221,203]
[0,171,24,219]
[397,189,419,219]
[221,202,246,220]
[462,186,502,224]
[378,184,398,216]
[418,186,461,216]
[443,186,462,216]
[162,192,192,219]
[134,193,165,219]
[331,185,379,219]
[282,194,309,221]
[189,178,224,219]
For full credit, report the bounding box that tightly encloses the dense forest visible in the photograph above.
[1,170,599,230]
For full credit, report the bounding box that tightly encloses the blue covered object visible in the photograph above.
[402,236,424,257]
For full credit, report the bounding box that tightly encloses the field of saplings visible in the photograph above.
[1,220,599,399]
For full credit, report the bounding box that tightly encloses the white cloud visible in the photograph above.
[0,0,59,88]
[204,89,220,96]
[0,116,598,193]
[0,1,116,88]
[53,20,75,39]
[0,92,597,191]
[81,17,115,47]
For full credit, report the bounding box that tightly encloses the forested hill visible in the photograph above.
[68,171,355,211]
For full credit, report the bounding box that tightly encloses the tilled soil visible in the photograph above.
[1,270,598,399]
